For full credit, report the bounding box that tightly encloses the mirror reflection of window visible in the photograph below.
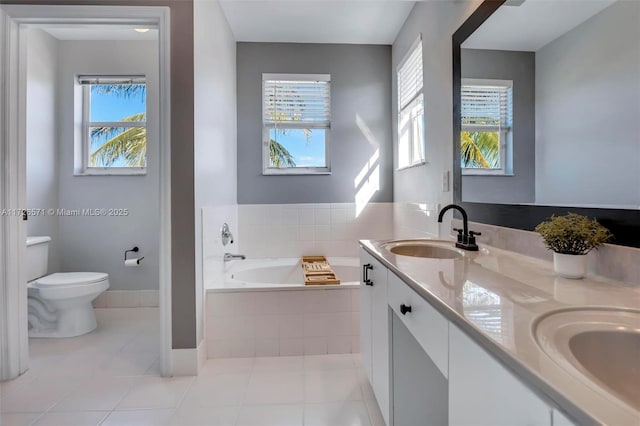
[461,79,512,175]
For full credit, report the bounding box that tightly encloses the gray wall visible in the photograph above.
[236,42,393,204]
[193,0,236,344]
[461,49,535,204]
[535,0,640,208]
[57,40,160,291]
[26,29,60,272]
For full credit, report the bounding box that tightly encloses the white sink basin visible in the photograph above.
[381,240,463,260]
[533,307,640,411]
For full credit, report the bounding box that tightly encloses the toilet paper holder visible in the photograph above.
[125,246,145,264]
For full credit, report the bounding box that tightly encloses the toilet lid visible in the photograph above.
[34,272,109,287]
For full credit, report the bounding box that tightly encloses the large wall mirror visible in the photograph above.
[453,0,639,247]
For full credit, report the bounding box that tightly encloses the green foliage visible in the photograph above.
[269,139,296,168]
[90,113,146,167]
[535,213,612,255]
[461,131,499,169]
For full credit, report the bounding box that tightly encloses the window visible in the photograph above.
[461,79,513,175]
[78,75,147,175]
[262,73,331,175]
[397,35,425,169]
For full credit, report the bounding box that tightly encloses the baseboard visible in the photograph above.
[197,338,207,371]
[93,290,159,308]
[172,346,200,376]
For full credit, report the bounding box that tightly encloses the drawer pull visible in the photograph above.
[400,304,412,315]
[363,263,373,285]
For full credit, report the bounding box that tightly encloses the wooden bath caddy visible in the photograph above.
[302,256,340,285]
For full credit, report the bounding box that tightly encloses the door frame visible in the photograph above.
[0,5,173,379]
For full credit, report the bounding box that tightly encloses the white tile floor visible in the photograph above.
[0,308,384,426]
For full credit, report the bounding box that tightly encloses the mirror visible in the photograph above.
[453,0,640,247]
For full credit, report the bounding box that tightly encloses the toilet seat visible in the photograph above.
[33,272,108,288]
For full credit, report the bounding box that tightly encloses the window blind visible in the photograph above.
[78,75,146,85]
[398,39,423,110]
[263,75,331,127]
[461,84,512,129]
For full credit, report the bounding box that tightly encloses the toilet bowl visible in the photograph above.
[26,236,109,338]
[28,272,110,338]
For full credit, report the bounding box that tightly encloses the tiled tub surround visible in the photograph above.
[206,286,360,359]
[454,220,640,285]
[361,239,640,425]
[236,203,394,258]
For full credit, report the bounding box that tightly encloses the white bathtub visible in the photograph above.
[210,257,360,290]
[205,257,361,358]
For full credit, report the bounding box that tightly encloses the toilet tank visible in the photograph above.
[26,236,51,281]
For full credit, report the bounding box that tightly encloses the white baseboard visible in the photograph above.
[93,290,159,308]
[172,345,201,376]
[198,338,207,371]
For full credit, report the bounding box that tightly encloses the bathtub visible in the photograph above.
[214,257,360,290]
[205,257,361,358]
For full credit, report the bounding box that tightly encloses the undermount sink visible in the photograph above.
[534,307,640,411]
[381,240,463,259]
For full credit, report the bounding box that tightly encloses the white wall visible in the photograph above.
[535,0,640,208]
[194,0,237,344]
[26,29,60,272]
[392,1,483,235]
[57,40,160,291]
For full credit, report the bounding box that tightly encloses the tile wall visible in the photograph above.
[236,203,394,259]
[206,288,360,358]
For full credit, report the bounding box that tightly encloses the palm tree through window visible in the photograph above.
[80,75,147,171]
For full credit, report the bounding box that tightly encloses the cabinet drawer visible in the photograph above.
[388,272,448,378]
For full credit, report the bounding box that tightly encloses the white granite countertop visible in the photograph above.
[360,238,640,426]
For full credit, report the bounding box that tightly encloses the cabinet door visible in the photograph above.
[449,325,551,426]
[359,249,374,383]
[370,255,389,425]
[359,248,390,425]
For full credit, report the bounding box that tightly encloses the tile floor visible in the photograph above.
[0,308,384,426]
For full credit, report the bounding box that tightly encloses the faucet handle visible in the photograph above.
[469,231,482,237]
[453,228,464,243]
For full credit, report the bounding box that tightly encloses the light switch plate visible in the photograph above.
[442,171,450,192]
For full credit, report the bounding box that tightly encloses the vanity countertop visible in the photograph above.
[360,239,640,426]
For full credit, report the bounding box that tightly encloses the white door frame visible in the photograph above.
[0,5,173,379]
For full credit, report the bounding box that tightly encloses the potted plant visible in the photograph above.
[535,213,612,279]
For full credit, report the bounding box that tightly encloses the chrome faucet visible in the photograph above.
[221,223,234,246]
[224,253,246,262]
[437,204,481,251]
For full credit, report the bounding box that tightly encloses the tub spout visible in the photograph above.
[224,253,246,262]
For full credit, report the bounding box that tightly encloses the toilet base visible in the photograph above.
[29,301,98,338]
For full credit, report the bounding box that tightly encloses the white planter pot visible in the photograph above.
[553,252,587,279]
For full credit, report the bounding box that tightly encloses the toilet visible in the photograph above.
[26,236,110,338]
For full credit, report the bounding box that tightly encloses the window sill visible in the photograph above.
[397,161,427,172]
[74,168,147,177]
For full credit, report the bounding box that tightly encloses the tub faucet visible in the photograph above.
[224,253,246,262]
[437,204,481,251]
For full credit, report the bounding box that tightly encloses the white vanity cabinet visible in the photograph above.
[359,245,563,426]
[359,249,391,425]
[448,325,552,426]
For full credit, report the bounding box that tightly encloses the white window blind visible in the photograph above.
[263,74,331,128]
[461,83,512,130]
[398,38,423,110]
